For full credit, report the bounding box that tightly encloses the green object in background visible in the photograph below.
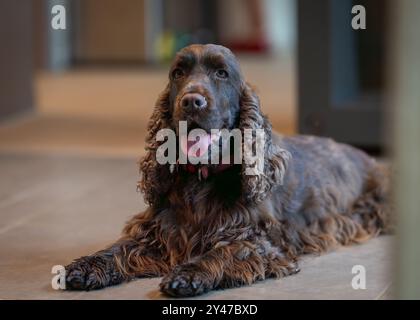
[155,31,193,63]
[155,30,176,63]
[175,33,192,53]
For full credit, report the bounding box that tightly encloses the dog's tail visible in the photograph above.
[351,161,395,237]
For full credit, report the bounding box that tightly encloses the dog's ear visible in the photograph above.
[239,82,291,204]
[138,85,174,206]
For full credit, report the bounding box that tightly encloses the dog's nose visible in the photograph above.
[181,93,207,110]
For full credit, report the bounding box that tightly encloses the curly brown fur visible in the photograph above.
[65,44,392,296]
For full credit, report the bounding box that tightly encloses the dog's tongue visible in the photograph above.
[180,133,212,158]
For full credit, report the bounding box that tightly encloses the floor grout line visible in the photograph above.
[374,281,393,300]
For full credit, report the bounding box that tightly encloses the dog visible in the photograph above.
[64,44,392,297]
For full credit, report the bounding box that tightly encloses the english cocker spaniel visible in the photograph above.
[64,44,392,297]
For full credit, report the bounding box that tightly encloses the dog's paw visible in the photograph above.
[160,267,211,297]
[64,256,107,291]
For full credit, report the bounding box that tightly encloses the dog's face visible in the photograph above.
[168,44,243,135]
[141,44,288,205]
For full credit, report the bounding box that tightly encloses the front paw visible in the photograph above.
[160,266,211,297]
[65,256,108,291]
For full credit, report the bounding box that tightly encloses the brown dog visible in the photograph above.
[64,44,392,297]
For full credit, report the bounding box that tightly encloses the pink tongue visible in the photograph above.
[180,134,211,158]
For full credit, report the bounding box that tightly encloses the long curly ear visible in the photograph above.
[239,83,291,204]
[138,85,174,206]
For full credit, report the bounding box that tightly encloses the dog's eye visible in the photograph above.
[172,68,184,79]
[215,69,228,79]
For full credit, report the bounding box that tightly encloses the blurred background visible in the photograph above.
[0,0,419,299]
[0,0,296,156]
[0,0,391,154]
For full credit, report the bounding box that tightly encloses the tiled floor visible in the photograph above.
[0,153,395,300]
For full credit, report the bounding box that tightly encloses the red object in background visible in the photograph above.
[222,0,269,53]
[224,40,270,53]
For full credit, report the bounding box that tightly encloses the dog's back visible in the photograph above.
[268,134,392,255]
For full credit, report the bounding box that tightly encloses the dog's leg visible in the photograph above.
[65,238,167,290]
[160,240,299,297]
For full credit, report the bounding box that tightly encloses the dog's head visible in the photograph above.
[139,44,290,207]
[169,44,242,134]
